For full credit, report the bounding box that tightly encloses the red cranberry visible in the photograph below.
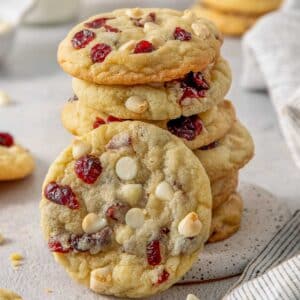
[192,72,209,90]
[107,115,122,123]
[48,238,71,253]
[200,141,219,150]
[93,117,106,129]
[103,25,120,33]
[105,203,129,223]
[134,40,154,54]
[132,12,156,27]
[0,133,14,147]
[44,182,79,209]
[84,17,112,28]
[174,27,192,41]
[167,115,203,141]
[71,30,95,49]
[147,240,161,266]
[157,269,170,284]
[91,43,112,63]
[74,155,102,184]
[180,86,199,101]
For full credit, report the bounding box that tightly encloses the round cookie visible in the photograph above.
[201,0,282,15]
[73,57,231,120]
[0,133,35,181]
[211,172,238,210]
[58,8,222,85]
[0,288,22,300]
[40,121,212,298]
[192,5,257,36]
[208,193,243,243]
[194,121,254,181]
[61,99,236,150]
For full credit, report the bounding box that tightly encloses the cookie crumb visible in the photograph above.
[0,233,4,244]
[10,252,24,268]
[186,294,200,300]
[0,90,11,107]
[45,288,53,294]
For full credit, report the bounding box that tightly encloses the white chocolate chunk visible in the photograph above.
[115,156,137,180]
[125,208,145,229]
[0,90,10,107]
[182,9,195,20]
[90,266,112,292]
[191,22,210,38]
[155,181,174,201]
[125,96,148,114]
[115,225,133,245]
[82,213,107,234]
[125,8,143,18]
[178,212,202,238]
[143,22,159,32]
[119,40,136,51]
[72,139,91,159]
[186,294,200,300]
[119,184,143,206]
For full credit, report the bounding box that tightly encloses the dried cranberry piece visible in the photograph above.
[192,72,210,90]
[147,240,161,266]
[103,25,120,33]
[44,182,80,209]
[71,30,95,49]
[167,115,203,141]
[200,141,219,150]
[0,133,14,147]
[107,115,123,123]
[74,155,102,184]
[133,40,154,54]
[132,12,156,27]
[174,27,192,41]
[92,226,113,249]
[84,17,112,28]
[180,86,199,100]
[91,43,112,63]
[93,117,106,129]
[48,238,71,253]
[105,203,129,223]
[157,269,170,284]
[71,234,95,252]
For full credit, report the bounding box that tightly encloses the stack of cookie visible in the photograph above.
[192,0,283,36]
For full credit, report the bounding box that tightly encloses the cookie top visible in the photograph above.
[194,121,254,181]
[40,121,211,298]
[0,288,22,300]
[61,99,236,150]
[201,0,282,15]
[72,57,231,120]
[0,133,35,181]
[58,8,222,85]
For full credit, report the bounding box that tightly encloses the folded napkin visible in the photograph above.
[224,210,300,300]
[242,0,300,168]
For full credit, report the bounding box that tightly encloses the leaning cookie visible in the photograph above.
[209,192,243,243]
[73,57,231,120]
[58,8,222,85]
[0,288,22,300]
[0,133,35,181]
[194,120,254,181]
[40,121,212,298]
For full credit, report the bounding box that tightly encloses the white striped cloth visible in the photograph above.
[224,210,300,300]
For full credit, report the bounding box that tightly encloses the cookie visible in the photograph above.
[61,99,236,150]
[194,120,254,181]
[208,193,243,243]
[72,57,231,120]
[201,0,282,15]
[192,5,257,36]
[0,133,35,181]
[211,172,238,210]
[0,288,22,300]
[57,8,222,85]
[40,121,212,298]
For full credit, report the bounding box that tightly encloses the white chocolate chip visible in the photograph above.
[125,96,148,114]
[186,294,200,300]
[155,181,174,201]
[119,40,136,52]
[115,225,133,245]
[82,213,107,234]
[72,139,91,159]
[119,184,143,206]
[182,9,195,20]
[115,156,137,180]
[126,8,143,18]
[90,266,112,292]
[125,208,145,229]
[191,22,210,39]
[148,35,165,47]
[178,212,202,238]
[143,22,159,32]
[0,90,10,107]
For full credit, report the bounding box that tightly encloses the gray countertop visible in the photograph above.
[0,3,299,299]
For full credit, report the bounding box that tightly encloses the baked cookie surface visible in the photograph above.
[72,57,231,120]
[58,8,222,85]
[61,100,236,150]
[209,192,243,243]
[194,121,254,181]
[0,133,35,181]
[40,121,211,298]
[0,288,22,300]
